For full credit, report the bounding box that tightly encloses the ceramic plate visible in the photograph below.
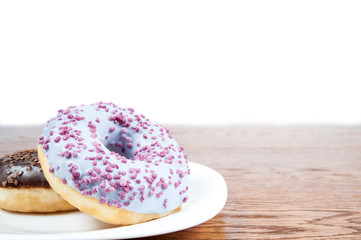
[0,162,227,240]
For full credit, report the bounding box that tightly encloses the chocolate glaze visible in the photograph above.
[0,149,50,188]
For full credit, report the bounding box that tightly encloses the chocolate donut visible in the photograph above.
[0,149,76,212]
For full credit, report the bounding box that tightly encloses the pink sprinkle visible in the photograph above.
[152,173,157,179]
[92,187,99,194]
[72,171,80,179]
[109,127,115,132]
[64,151,71,158]
[162,183,168,189]
[106,174,113,181]
[99,197,106,205]
[122,128,128,134]
[120,179,127,187]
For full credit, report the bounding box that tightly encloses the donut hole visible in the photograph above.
[103,133,135,160]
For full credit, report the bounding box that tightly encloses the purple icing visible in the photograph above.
[39,102,190,214]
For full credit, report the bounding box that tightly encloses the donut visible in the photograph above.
[38,102,189,225]
[0,149,76,212]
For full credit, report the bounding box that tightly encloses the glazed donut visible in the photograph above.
[38,102,189,225]
[0,149,76,212]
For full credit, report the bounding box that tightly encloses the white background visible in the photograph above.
[0,1,360,125]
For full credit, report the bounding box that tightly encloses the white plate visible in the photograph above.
[0,162,227,240]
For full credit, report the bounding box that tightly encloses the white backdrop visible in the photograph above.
[0,1,360,125]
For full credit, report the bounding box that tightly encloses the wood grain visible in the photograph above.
[1,125,361,239]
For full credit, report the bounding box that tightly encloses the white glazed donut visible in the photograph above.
[38,102,189,225]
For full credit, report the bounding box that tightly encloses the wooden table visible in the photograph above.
[1,125,361,239]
